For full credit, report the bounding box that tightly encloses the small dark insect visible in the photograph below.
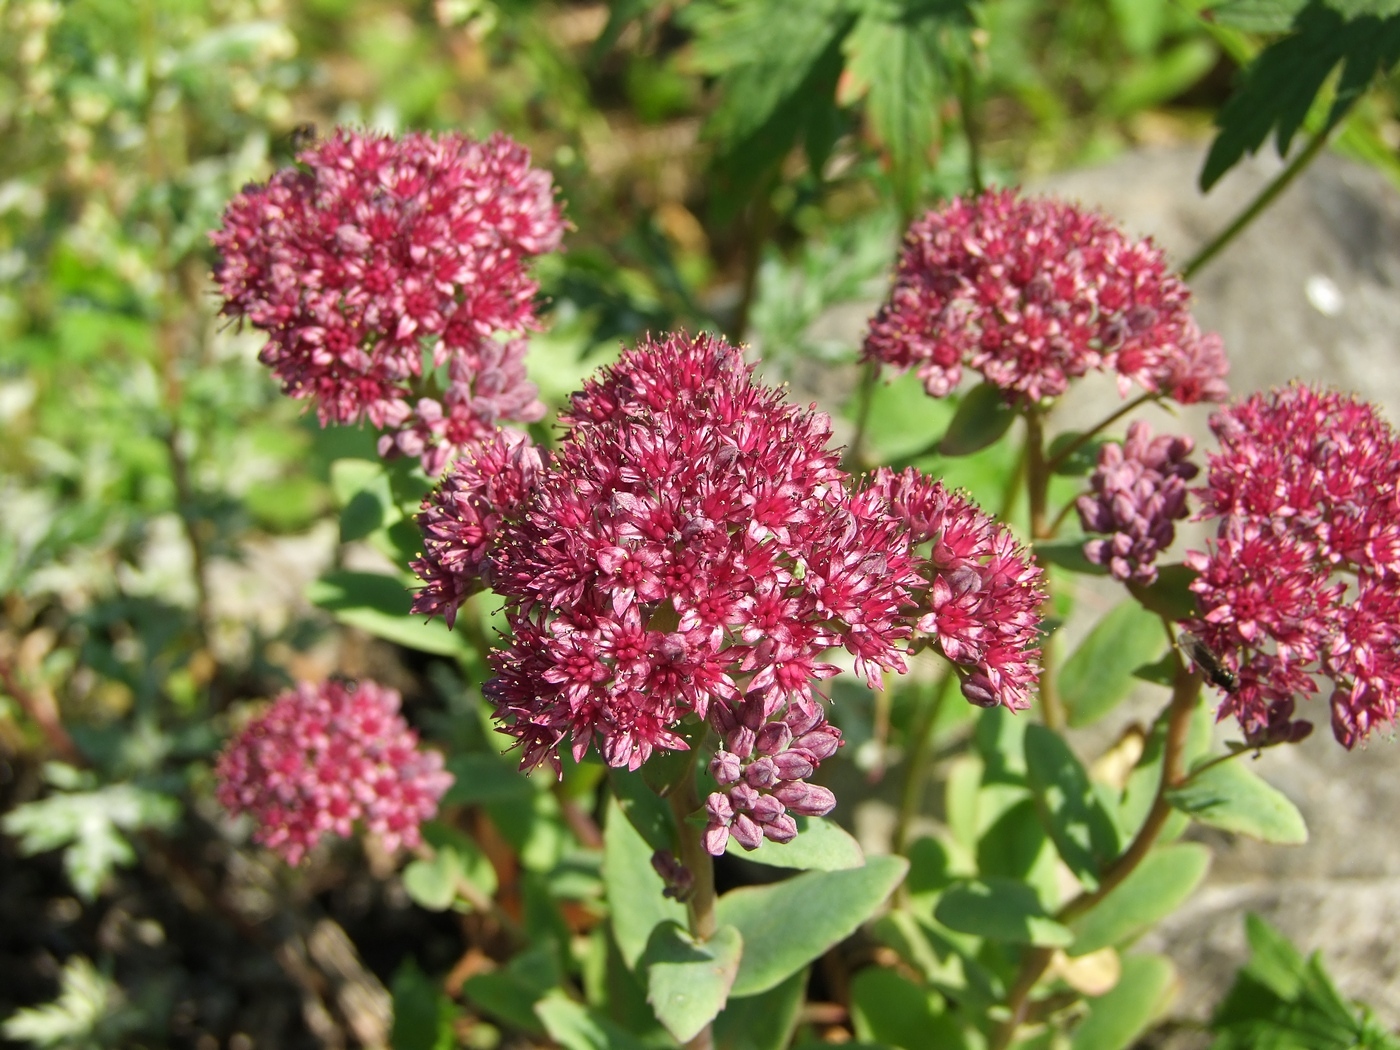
[289,122,319,152]
[1179,631,1238,693]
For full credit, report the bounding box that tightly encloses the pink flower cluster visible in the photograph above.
[214,679,453,864]
[414,332,1045,855]
[212,128,565,474]
[862,190,1229,405]
[1186,385,1400,748]
[872,468,1046,710]
[1077,420,1198,584]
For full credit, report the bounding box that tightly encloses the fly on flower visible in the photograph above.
[1177,629,1238,694]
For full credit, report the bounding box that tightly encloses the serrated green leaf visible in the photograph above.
[1059,600,1168,728]
[718,855,909,996]
[1207,0,1307,32]
[603,796,687,971]
[1070,953,1177,1050]
[1201,2,1400,189]
[938,382,1018,456]
[1167,760,1308,844]
[682,0,854,216]
[713,966,808,1050]
[643,922,743,1043]
[307,571,467,657]
[1068,844,1211,956]
[935,877,1073,946]
[728,815,864,871]
[1025,725,1122,890]
[843,0,974,212]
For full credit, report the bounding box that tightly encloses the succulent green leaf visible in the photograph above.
[1068,843,1211,956]
[1069,953,1177,1050]
[934,877,1074,947]
[1059,599,1168,728]
[1024,725,1122,889]
[713,966,808,1050]
[306,571,467,657]
[717,855,909,996]
[1167,760,1308,844]
[643,922,744,1043]
[726,815,864,871]
[603,796,688,971]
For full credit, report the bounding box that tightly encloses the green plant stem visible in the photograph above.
[989,657,1203,1049]
[1044,391,1156,475]
[845,361,880,471]
[959,60,984,196]
[668,761,718,1050]
[1182,126,1332,281]
[1023,405,1066,731]
[892,667,957,856]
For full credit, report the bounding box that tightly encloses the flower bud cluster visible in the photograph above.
[703,696,840,854]
[1186,384,1400,748]
[863,190,1229,405]
[214,679,452,865]
[1077,420,1198,584]
[212,128,564,473]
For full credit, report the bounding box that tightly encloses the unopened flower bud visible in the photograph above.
[762,813,799,844]
[731,813,763,851]
[710,751,743,786]
[773,781,836,816]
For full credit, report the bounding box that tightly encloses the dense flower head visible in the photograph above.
[1077,420,1198,584]
[212,127,565,473]
[862,189,1229,405]
[1185,385,1400,747]
[414,332,1049,854]
[872,468,1046,710]
[214,679,452,864]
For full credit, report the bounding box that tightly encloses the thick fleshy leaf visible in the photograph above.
[717,855,909,996]
[443,754,533,807]
[1024,725,1122,890]
[1047,431,1109,476]
[1059,600,1167,728]
[402,851,460,912]
[643,922,743,1043]
[535,991,652,1050]
[1166,760,1308,844]
[726,815,864,871]
[849,966,966,1050]
[603,796,687,970]
[713,966,807,1050]
[331,458,401,542]
[938,382,1018,457]
[934,877,1073,947]
[306,571,467,657]
[1068,844,1211,956]
[1118,696,1213,840]
[1070,953,1177,1050]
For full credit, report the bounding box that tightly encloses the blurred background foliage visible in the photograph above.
[5,0,1400,1045]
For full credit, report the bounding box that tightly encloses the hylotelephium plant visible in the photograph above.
[210,128,1400,1050]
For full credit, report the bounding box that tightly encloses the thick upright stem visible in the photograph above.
[668,767,717,1050]
[668,768,717,943]
[1023,406,1066,730]
[989,657,1202,1049]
